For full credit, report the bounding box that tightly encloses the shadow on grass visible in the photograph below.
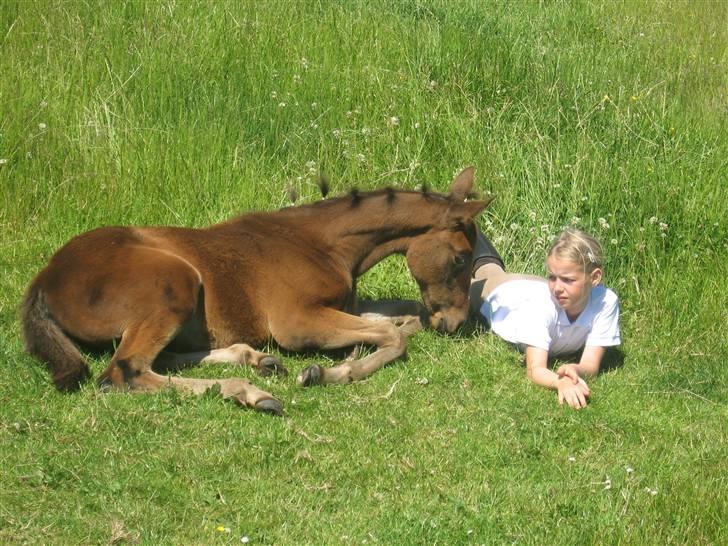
[546,347,626,374]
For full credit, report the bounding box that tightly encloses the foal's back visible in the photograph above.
[30,208,350,351]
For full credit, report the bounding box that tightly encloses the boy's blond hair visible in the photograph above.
[547,229,603,274]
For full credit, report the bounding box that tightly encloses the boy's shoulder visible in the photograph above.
[591,284,619,308]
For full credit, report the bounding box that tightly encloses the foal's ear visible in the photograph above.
[449,166,476,200]
[450,197,494,222]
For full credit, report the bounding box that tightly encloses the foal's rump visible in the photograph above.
[29,227,202,345]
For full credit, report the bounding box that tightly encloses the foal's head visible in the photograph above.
[406,167,492,333]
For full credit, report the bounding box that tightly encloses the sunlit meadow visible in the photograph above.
[1,1,726,544]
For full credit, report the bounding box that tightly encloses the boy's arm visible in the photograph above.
[557,345,605,382]
[525,346,590,409]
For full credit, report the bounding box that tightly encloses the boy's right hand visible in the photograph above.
[557,363,581,384]
[556,376,591,409]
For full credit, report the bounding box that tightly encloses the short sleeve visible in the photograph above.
[513,307,554,351]
[483,280,557,352]
[585,289,621,347]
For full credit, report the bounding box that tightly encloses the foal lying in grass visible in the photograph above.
[22,167,490,415]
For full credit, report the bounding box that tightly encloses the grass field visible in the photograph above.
[1,0,726,544]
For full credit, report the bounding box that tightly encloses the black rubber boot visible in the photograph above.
[472,230,505,274]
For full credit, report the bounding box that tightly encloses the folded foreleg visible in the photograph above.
[280,308,421,387]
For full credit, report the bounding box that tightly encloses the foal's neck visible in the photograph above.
[306,191,452,274]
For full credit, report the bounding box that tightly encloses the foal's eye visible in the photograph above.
[453,253,467,271]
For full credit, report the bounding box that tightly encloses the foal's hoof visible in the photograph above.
[254,398,284,417]
[297,365,322,387]
[98,376,113,392]
[257,356,288,378]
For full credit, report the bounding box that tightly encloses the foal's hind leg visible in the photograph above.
[100,322,282,415]
[154,344,288,377]
[94,248,282,415]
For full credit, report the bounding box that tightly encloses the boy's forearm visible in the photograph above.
[525,346,558,389]
[527,363,560,390]
[575,346,607,377]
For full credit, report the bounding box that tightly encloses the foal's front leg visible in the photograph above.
[276,308,422,387]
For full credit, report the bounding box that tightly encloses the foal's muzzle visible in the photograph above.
[429,309,466,334]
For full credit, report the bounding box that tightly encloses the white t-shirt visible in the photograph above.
[480,280,621,356]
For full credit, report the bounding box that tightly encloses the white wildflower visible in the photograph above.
[649,216,658,224]
[38,122,47,130]
[598,217,610,230]
[528,211,537,221]
[570,216,581,225]
[567,455,576,462]
[388,116,400,127]
[510,222,520,231]
[658,222,668,231]
[625,466,634,475]
[611,238,618,245]
[0,158,7,165]
[241,537,250,544]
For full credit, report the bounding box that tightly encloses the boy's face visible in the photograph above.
[546,254,602,321]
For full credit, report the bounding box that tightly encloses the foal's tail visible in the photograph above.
[21,286,91,391]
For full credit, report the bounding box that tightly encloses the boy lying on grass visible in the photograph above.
[470,229,621,409]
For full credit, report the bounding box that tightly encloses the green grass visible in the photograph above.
[1,0,726,544]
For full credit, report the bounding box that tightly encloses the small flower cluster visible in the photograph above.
[214,525,250,543]
[648,216,669,237]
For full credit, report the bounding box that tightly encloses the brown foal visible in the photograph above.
[22,167,491,415]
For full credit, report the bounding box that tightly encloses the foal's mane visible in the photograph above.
[291,186,457,212]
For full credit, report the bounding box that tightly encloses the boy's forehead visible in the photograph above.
[546,254,584,275]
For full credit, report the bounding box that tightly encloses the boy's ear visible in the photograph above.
[590,268,603,286]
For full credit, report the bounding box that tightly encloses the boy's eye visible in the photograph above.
[548,275,577,284]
